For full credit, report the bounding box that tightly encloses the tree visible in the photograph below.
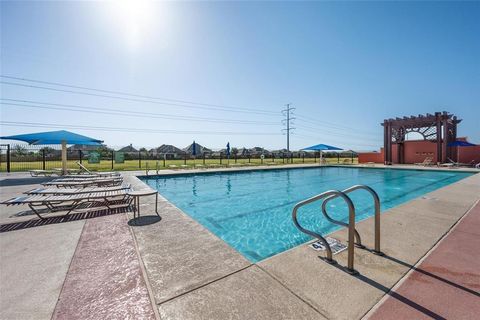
[39,146,55,155]
[95,145,113,157]
[13,145,27,157]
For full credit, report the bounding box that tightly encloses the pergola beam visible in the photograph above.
[381,111,460,165]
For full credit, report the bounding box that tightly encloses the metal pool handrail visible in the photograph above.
[292,190,357,274]
[322,185,382,255]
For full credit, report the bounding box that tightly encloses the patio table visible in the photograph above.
[128,189,160,219]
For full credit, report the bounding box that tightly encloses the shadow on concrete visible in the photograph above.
[0,177,53,187]
[326,258,447,320]
[0,207,130,233]
[324,245,479,319]
[364,247,480,298]
[128,215,161,226]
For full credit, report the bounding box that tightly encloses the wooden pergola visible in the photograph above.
[382,112,461,165]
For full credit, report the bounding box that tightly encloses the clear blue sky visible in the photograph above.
[1,1,479,150]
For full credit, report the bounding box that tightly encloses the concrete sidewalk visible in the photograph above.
[366,201,480,320]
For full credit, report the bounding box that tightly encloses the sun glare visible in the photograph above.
[107,0,155,50]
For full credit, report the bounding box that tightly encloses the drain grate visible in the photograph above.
[309,237,347,255]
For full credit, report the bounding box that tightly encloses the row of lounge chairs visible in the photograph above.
[2,166,133,220]
[414,156,478,168]
[28,162,112,177]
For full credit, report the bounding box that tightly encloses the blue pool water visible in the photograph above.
[142,167,473,262]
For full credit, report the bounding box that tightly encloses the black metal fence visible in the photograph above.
[0,144,358,173]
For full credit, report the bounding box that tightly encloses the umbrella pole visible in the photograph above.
[61,140,67,175]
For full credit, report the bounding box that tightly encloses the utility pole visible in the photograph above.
[282,103,296,153]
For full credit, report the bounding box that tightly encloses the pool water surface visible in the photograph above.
[142,167,473,262]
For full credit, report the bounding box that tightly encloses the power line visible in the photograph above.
[295,124,381,142]
[0,75,383,137]
[1,74,280,114]
[281,103,295,152]
[295,115,379,136]
[0,76,279,115]
[0,99,280,126]
[0,121,281,136]
[294,133,380,149]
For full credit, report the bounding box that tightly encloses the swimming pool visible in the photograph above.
[141,167,473,262]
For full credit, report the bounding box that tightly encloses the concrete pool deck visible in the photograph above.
[0,164,479,319]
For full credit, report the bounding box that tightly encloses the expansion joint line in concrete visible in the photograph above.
[50,220,87,320]
[256,264,330,319]
[126,213,162,320]
[156,264,254,306]
[361,199,480,320]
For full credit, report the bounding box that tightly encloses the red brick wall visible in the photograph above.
[358,150,383,163]
[358,138,479,165]
[458,145,480,164]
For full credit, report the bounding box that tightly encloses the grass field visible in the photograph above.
[0,157,358,173]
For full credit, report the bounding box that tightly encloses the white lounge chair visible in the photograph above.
[76,162,118,176]
[414,157,433,166]
[29,169,60,177]
[26,184,131,195]
[2,189,133,220]
[42,177,123,188]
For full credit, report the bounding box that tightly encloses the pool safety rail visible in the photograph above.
[292,185,382,275]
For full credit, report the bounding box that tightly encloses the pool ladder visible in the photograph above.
[292,185,383,275]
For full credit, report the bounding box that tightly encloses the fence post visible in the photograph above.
[248,155,251,163]
[235,154,237,163]
[272,154,275,163]
[282,154,285,164]
[42,149,46,170]
[302,153,305,163]
[203,153,206,165]
[337,153,340,163]
[6,144,10,173]
[138,151,141,169]
[351,152,354,163]
[314,152,317,163]
[111,151,114,170]
[184,154,187,165]
[79,150,83,164]
[291,153,293,164]
[220,154,222,165]
[163,155,166,167]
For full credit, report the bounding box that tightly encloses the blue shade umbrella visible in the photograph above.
[0,130,103,145]
[226,142,230,158]
[192,141,197,156]
[1,130,103,174]
[301,143,343,164]
[448,141,476,147]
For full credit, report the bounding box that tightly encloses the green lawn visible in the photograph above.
[0,157,358,172]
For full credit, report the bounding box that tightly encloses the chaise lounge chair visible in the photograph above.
[29,169,60,177]
[414,157,433,166]
[2,189,133,220]
[42,177,123,188]
[26,184,131,195]
[76,162,118,176]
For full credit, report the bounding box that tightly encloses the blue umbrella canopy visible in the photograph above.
[192,140,197,156]
[302,143,343,151]
[0,130,103,145]
[448,140,476,147]
[1,130,103,175]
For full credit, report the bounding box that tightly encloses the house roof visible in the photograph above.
[184,142,212,154]
[117,144,138,152]
[152,144,185,154]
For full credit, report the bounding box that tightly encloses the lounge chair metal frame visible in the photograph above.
[3,190,133,220]
[26,184,131,195]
